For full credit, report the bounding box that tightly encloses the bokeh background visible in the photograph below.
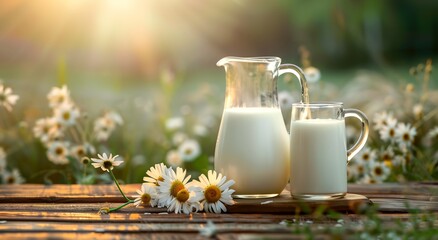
[0,0,437,184]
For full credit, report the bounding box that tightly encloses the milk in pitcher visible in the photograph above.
[214,107,290,198]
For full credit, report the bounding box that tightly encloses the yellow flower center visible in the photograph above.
[176,189,190,202]
[204,185,222,203]
[170,180,185,198]
[384,160,392,168]
[184,148,193,155]
[141,193,151,205]
[76,148,85,157]
[155,176,165,186]
[63,111,71,121]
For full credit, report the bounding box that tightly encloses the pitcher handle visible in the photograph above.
[278,64,309,103]
[344,109,370,164]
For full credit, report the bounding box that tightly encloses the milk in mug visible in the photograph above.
[290,119,347,195]
[214,107,290,197]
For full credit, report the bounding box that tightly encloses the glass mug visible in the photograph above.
[289,102,369,200]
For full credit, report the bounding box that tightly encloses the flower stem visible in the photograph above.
[109,169,131,202]
[108,199,135,213]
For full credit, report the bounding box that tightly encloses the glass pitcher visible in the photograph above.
[215,56,309,198]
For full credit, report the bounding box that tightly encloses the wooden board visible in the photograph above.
[229,190,370,214]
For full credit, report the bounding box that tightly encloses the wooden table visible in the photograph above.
[0,183,437,239]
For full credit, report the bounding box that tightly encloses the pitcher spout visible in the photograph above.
[217,56,281,67]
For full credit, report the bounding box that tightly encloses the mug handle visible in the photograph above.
[345,109,369,164]
[278,64,309,103]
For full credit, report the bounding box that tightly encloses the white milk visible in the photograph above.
[290,119,347,195]
[214,108,290,196]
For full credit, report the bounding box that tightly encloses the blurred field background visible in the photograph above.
[0,0,437,184]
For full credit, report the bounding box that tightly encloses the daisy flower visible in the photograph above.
[193,124,208,137]
[0,84,19,112]
[167,186,202,214]
[143,163,169,186]
[165,150,183,168]
[199,220,217,238]
[378,118,398,142]
[93,111,122,141]
[47,85,71,108]
[373,111,396,131]
[178,139,201,162]
[172,132,187,146]
[165,117,184,131]
[133,183,158,208]
[303,66,321,83]
[46,141,70,165]
[380,147,395,167]
[369,161,391,182]
[355,146,377,165]
[91,153,123,172]
[158,167,192,208]
[33,117,62,143]
[359,174,378,184]
[104,111,124,125]
[193,170,235,214]
[70,143,96,161]
[349,161,367,180]
[395,123,417,148]
[2,169,25,184]
[427,126,438,139]
[54,103,80,127]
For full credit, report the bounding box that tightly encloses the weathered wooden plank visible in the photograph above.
[0,233,207,240]
[0,221,291,234]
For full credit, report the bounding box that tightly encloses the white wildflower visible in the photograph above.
[33,117,62,143]
[47,85,71,108]
[369,161,391,182]
[359,174,379,184]
[165,117,184,131]
[91,153,123,172]
[70,143,95,161]
[172,132,187,146]
[379,118,398,142]
[395,123,417,148]
[199,220,217,238]
[46,141,70,165]
[143,163,169,186]
[165,150,183,168]
[373,111,396,131]
[0,84,19,112]
[2,169,25,184]
[193,124,208,137]
[157,167,192,208]
[133,183,158,208]
[178,139,201,162]
[428,126,438,139]
[380,147,395,168]
[356,146,377,165]
[54,103,80,127]
[303,66,321,83]
[93,111,123,141]
[192,170,235,214]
